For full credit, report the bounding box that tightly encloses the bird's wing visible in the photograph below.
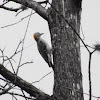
[37,39,51,64]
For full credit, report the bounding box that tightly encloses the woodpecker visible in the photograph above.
[33,32,54,69]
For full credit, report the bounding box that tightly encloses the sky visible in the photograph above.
[81,0,100,99]
[0,0,100,100]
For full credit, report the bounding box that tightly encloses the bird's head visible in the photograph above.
[33,32,44,41]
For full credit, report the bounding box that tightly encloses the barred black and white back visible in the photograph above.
[33,32,54,69]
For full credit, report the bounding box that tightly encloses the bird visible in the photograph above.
[33,32,54,69]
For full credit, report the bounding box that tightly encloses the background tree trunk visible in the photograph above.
[48,0,84,99]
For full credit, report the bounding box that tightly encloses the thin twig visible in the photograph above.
[0,84,4,88]
[7,91,34,100]
[5,56,15,73]
[19,61,33,68]
[1,12,36,28]
[12,93,18,100]
[4,43,34,62]
[86,45,95,49]
[0,1,8,6]
[0,55,15,73]
[0,5,21,12]
[32,71,53,84]
[21,89,27,100]
[0,49,5,65]
[0,77,10,83]
[0,85,14,95]
[16,10,32,75]
[2,83,8,88]
[4,40,23,61]
[15,5,28,16]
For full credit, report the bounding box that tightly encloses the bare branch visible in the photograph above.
[4,40,23,61]
[86,45,95,49]
[0,54,15,73]
[12,93,18,100]
[0,49,5,65]
[1,12,36,28]
[16,5,28,16]
[16,10,32,75]
[32,71,53,84]
[0,85,14,95]
[0,5,21,12]
[0,64,51,100]
[38,0,48,5]
[0,1,8,6]
[20,89,28,100]
[5,56,15,73]
[9,0,48,21]
[19,61,33,68]
[88,53,92,100]
[8,91,35,100]
[0,77,10,83]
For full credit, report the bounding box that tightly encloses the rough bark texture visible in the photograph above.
[0,64,51,100]
[0,0,84,100]
[48,0,84,100]
[10,0,48,20]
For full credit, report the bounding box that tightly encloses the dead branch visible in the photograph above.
[19,61,33,68]
[16,5,28,16]
[0,5,21,12]
[0,88,34,100]
[0,64,51,100]
[1,12,36,28]
[4,40,23,61]
[8,92,35,100]
[9,0,48,20]
[0,85,13,95]
[32,71,53,84]
[16,10,32,75]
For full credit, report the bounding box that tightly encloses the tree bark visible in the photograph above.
[48,0,84,100]
[0,0,84,100]
[10,0,48,20]
[0,64,51,100]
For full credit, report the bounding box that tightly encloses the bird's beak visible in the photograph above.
[40,33,44,36]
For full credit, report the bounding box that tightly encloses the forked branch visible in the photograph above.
[9,0,48,20]
[0,64,51,100]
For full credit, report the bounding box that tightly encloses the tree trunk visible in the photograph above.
[48,0,84,100]
[0,0,84,99]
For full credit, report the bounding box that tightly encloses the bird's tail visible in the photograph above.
[49,62,54,70]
